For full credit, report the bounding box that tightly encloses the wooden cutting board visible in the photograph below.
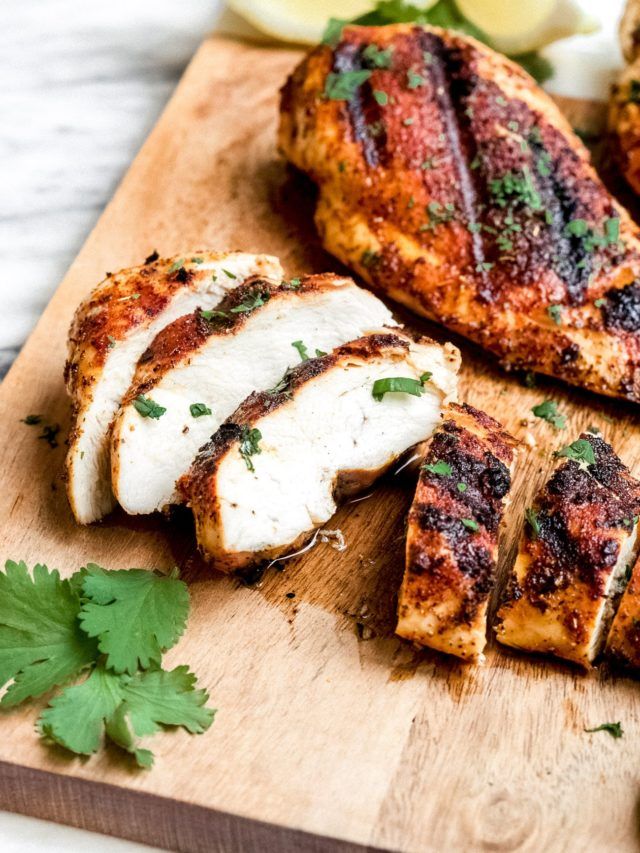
[1,35,639,853]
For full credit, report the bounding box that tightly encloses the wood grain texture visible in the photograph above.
[1,36,640,853]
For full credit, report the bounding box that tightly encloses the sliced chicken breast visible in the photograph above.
[495,434,640,667]
[396,403,518,662]
[111,274,396,515]
[180,332,460,572]
[64,251,283,524]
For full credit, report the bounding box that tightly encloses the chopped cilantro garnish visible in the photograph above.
[462,518,479,532]
[594,297,606,308]
[373,89,388,106]
[372,376,426,401]
[532,400,566,430]
[547,304,563,325]
[321,17,346,47]
[407,69,425,89]
[555,438,596,469]
[291,340,309,361]
[422,460,452,476]
[133,395,166,420]
[324,69,372,101]
[361,249,380,268]
[403,117,414,126]
[239,426,262,472]
[525,507,541,538]
[222,268,237,279]
[229,290,269,313]
[167,259,184,273]
[190,403,212,418]
[362,43,394,68]
[457,482,467,493]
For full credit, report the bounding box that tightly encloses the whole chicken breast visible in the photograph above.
[65,251,283,523]
[397,403,518,662]
[111,273,396,515]
[279,24,640,403]
[496,434,640,667]
[180,332,460,573]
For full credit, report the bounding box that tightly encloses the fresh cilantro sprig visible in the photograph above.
[0,561,215,769]
[584,721,623,739]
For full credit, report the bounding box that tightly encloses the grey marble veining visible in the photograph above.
[1,0,223,362]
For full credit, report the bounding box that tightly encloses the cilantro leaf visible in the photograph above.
[362,43,394,68]
[525,507,541,539]
[462,518,479,532]
[372,376,427,401]
[555,438,596,470]
[105,666,215,768]
[133,395,166,420]
[324,70,372,101]
[190,403,212,418]
[0,561,97,707]
[79,565,189,675]
[39,665,123,755]
[422,460,452,476]
[239,426,262,472]
[291,340,309,361]
[322,17,346,47]
[532,400,566,430]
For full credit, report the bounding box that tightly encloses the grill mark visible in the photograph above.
[420,31,488,290]
[333,44,385,167]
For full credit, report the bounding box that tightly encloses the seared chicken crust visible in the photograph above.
[496,434,640,667]
[279,24,640,402]
[181,332,460,572]
[397,403,517,661]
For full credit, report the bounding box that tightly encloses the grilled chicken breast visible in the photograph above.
[397,403,517,661]
[181,332,460,572]
[609,0,640,195]
[111,274,395,514]
[279,24,640,403]
[606,552,640,669]
[65,251,283,524]
[496,434,640,667]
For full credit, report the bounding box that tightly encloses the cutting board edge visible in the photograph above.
[0,758,375,853]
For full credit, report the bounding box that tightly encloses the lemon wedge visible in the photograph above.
[226,0,438,44]
[455,0,599,55]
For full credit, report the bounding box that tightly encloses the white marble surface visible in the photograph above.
[0,0,626,850]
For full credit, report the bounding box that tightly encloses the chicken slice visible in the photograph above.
[605,552,640,668]
[111,273,396,515]
[279,23,640,403]
[65,251,283,524]
[180,332,460,572]
[495,434,640,667]
[396,403,518,662]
